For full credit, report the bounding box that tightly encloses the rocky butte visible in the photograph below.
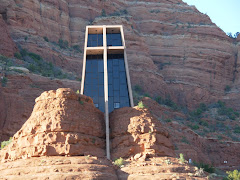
[0,0,240,179]
[0,88,209,179]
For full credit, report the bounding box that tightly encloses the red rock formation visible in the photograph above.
[0,156,118,180]
[1,0,239,110]
[0,15,17,57]
[0,156,209,179]
[142,97,240,170]
[110,107,175,160]
[0,74,81,142]
[0,88,105,161]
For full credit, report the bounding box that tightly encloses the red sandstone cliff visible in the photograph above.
[0,1,239,177]
[0,0,239,110]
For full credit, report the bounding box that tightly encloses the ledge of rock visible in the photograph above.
[110,107,175,160]
[0,88,105,162]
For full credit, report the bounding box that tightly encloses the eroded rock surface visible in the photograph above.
[141,97,240,170]
[0,74,81,142]
[110,107,175,160]
[0,88,105,161]
[0,156,118,180]
[1,0,240,110]
[0,15,17,57]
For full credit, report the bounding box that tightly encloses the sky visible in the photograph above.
[182,0,240,35]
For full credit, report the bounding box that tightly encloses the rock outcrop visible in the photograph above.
[1,0,240,146]
[141,97,240,170]
[0,88,105,161]
[0,156,118,180]
[110,107,175,160]
[0,74,81,142]
[0,155,209,179]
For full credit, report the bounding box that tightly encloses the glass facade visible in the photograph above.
[107,33,122,46]
[83,26,132,114]
[108,54,130,113]
[84,54,130,113]
[87,34,103,47]
[84,55,105,112]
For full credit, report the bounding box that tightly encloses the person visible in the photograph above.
[189,159,192,164]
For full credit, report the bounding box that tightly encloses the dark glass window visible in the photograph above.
[114,103,120,109]
[107,33,122,46]
[107,54,130,112]
[84,55,105,112]
[87,34,103,47]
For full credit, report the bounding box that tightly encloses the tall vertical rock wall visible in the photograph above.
[1,0,239,109]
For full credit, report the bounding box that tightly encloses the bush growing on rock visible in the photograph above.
[72,45,82,53]
[217,101,239,120]
[193,162,215,173]
[43,36,49,42]
[101,9,106,17]
[178,153,185,164]
[14,52,22,59]
[58,39,69,49]
[1,77,8,87]
[234,126,240,134]
[224,170,240,180]
[114,157,124,167]
[1,137,12,149]
[225,85,231,92]
[138,101,144,108]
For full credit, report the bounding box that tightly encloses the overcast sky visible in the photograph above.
[182,0,240,35]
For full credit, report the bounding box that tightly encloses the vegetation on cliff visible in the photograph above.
[0,51,78,80]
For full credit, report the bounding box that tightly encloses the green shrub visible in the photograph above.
[191,108,203,117]
[24,36,28,41]
[225,85,231,92]
[72,45,82,52]
[190,103,207,118]
[194,162,215,173]
[155,95,179,110]
[234,126,240,134]
[155,96,163,104]
[114,157,124,167]
[134,85,142,93]
[1,77,8,87]
[165,119,172,123]
[199,120,208,127]
[181,136,189,144]
[109,9,128,16]
[27,64,37,72]
[79,100,84,105]
[76,90,80,94]
[14,52,22,59]
[101,9,106,17]
[28,52,42,61]
[199,103,207,111]
[178,153,185,163]
[138,101,144,108]
[234,112,240,117]
[58,39,69,49]
[1,137,12,149]
[225,170,240,180]
[144,93,151,98]
[188,124,199,130]
[217,101,239,120]
[20,49,28,57]
[43,36,49,42]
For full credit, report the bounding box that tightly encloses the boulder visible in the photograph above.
[0,88,105,162]
[110,106,175,160]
